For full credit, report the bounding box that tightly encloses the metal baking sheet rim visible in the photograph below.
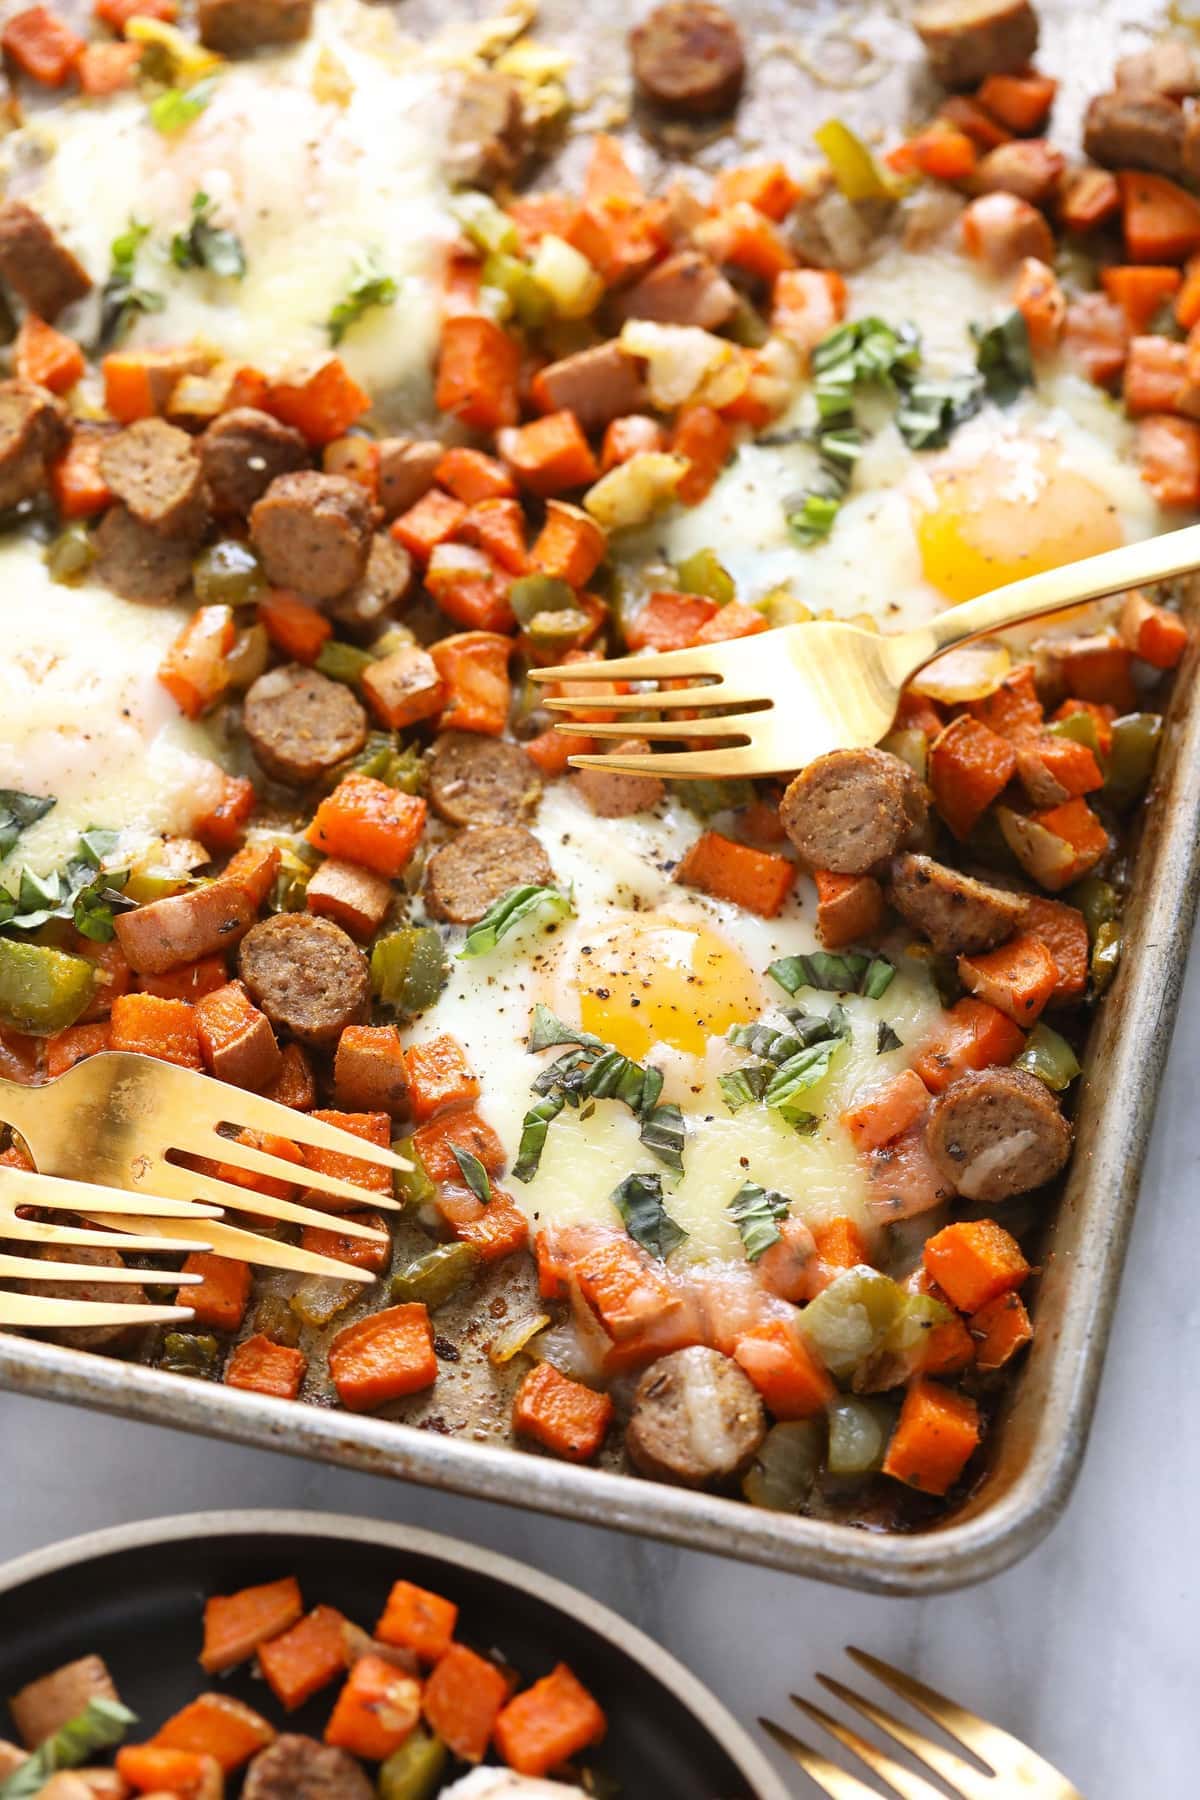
[3,598,1199,1596]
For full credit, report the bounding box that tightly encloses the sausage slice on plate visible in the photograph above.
[444,67,528,190]
[199,407,309,518]
[626,1346,766,1487]
[888,852,1025,956]
[424,825,553,924]
[198,0,313,54]
[239,913,370,1047]
[242,664,368,787]
[99,419,209,540]
[0,377,69,510]
[631,2,746,117]
[912,0,1039,90]
[250,471,374,601]
[0,200,91,322]
[242,1735,373,1800]
[926,1065,1071,1202]
[781,748,929,875]
[427,732,542,827]
[93,505,196,601]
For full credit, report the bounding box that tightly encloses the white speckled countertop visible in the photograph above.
[5,951,1198,1798]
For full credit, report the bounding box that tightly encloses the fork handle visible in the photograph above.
[896,521,1200,675]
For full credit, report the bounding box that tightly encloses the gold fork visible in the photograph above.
[533,523,1200,778]
[0,1163,214,1330]
[0,1052,410,1281]
[762,1648,1083,1799]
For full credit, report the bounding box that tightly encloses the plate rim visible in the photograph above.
[0,1505,792,1800]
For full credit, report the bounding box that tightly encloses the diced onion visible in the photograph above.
[911,641,1012,705]
[531,235,604,319]
[584,452,687,531]
[620,320,744,409]
[488,1311,552,1366]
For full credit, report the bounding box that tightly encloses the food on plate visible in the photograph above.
[0,0,1192,1530]
[0,1567,606,1796]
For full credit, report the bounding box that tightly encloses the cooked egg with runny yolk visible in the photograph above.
[574,915,763,1060]
[915,439,1125,604]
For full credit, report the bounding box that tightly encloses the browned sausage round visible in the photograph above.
[424,825,553,925]
[250,471,374,601]
[0,377,69,509]
[630,2,745,117]
[1082,90,1185,179]
[197,0,313,55]
[626,1346,766,1487]
[377,437,443,520]
[444,67,528,190]
[29,1245,147,1352]
[239,913,370,1047]
[0,200,91,322]
[576,741,665,818]
[427,732,542,828]
[325,534,415,641]
[99,419,209,540]
[887,853,1025,956]
[974,140,1066,207]
[242,664,368,787]
[913,0,1038,90]
[93,505,195,602]
[926,1065,1071,1202]
[780,748,928,875]
[242,1736,373,1800]
[199,407,309,517]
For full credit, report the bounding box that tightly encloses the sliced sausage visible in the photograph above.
[0,200,91,322]
[10,1656,121,1749]
[424,824,553,924]
[626,1346,765,1487]
[613,249,739,330]
[912,0,1038,90]
[28,1248,146,1353]
[239,913,370,1046]
[250,471,374,601]
[926,1065,1071,1202]
[1082,90,1185,179]
[377,437,443,520]
[197,0,312,53]
[115,883,255,975]
[199,407,309,517]
[781,748,928,875]
[575,741,665,817]
[973,140,1065,207]
[532,342,647,433]
[242,664,368,786]
[92,505,195,602]
[630,2,746,117]
[98,418,209,539]
[961,191,1055,272]
[242,1735,373,1800]
[444,67,528,190]
[1116,39,1200,99]
[428,731,542,827]
[0,377,68,509]
[325,533,414,641]
[887,853,1025,956]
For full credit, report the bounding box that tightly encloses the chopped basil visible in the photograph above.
[765,1037,846,1122]
[0,833,130,941]
[719,1065,772,1113]
[528,1004,605,1056]
[728,1182,792,1261]
[896,373,983,449]
[0,1698,136,1800]
[611,1171,687,1259]
[171,190,246,279]
[789,1111,821,1137]
[640,1101,685,1175]
[97,218,165,349]
[862,957,896,1000]
[512,1093,565,1183]
[876,1020,903,1054]
[769,951,895,998]
[148,74,218,135]
[972,308,1034,405]
[449,1143,491,1205]
[327,255,398,346]
[0,790,54,860]
[460,884,573,959]
[783,1002,852,1045]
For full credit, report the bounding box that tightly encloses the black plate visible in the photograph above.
[0,1510,786,1799]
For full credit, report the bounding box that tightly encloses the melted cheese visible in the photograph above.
[24,0,454,411]
[0,541,223,875]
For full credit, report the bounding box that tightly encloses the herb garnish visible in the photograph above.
[639,1101,685,1175]
[972,308,1034,404]
[769,951,895,999]
[449,1143,492,1204]
[728,1182,792,1261]
[0,790,54,860]
[765,1038,847,1123]
[722,1006,849,1130]
[610,1171,687,1259]
[514,1006,679,1181]
[718,1064,772,1113]
[512,1092,564,1182]
[0,831,129,941]
[327,255,398,345]
[876,1020,903,1054]
[98,219,165,350]
[149,74,218,135]
[0,1699,136,1800]
[459,884,573,959]
[171,191,246,279]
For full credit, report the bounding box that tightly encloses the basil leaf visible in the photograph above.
[769,952,894,998]
[640,1101,685,1175]
[876,1020,903,1054]
[1,834,128,940]
[327,255,399,346]
[528,1004,606,1056]
[765,1037,845,1121]
[973,308,1034,405]
[0,1698,136,1800]
[896,373,983,450]
[512,1092,564,1182]
[862,956,896,999]
[728,1182,791,1261]
[789,1111,821,1137]
[0,790,54,859]
[611,1171,687,1259]
[461,884,573,959]
[728,1020,804,1064]
[718,1065,772,1113]
[171,190,246,279]
[97,217,164,349]
[78,828,120,868]
[783,1003,851,1045]
[449,1144,491,1204]
[149,75,218,135]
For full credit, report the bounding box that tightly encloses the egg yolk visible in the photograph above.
[575,916,761,1060]
[916,441,1124,604]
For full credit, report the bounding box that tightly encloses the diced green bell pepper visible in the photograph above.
[675,547,736,607]
[741,1420,823,1511]
[1067,875,1118,942]
[159,1332,220,1378]
[826,1396,894,1475]
[390,1242,481,1309]
[193,539,265,605]
[509,574,576,628]
[798,1264,905,1380]
[288,1275,360,1328]
[879,727,928,782]
[371,927,447,1015]
[390,1138,436,1210]
[1014,1020,1081,1091]
[1092,919,1122,993]
[0,938,94,1035]
[1047,708,1103,759]
[316,640,374,686]
[377,1729,448,1800]
[45,522,95,586]
[1104,712,1162,811]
